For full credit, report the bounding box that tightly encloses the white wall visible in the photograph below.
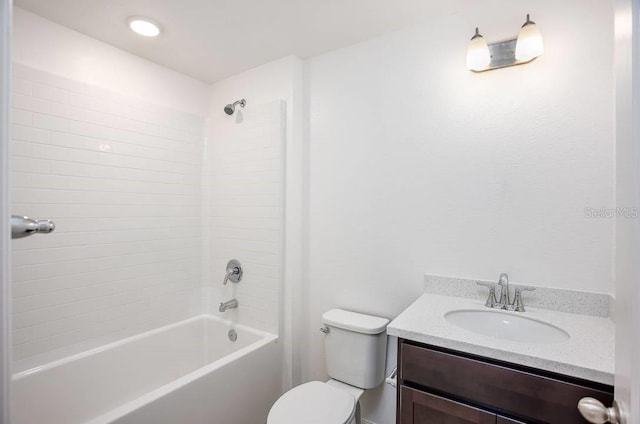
[10,64,206,372]
[9,9,302,386]
[10,10,209,372]
[12,8,210,116]
[203,100,285,335]
[304,1,614,422]
[205,56,304,389]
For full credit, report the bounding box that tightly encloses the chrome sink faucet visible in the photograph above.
[477,273,535,312]
[497,272,510,307]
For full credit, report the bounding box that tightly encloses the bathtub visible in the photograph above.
[11,315,282,424]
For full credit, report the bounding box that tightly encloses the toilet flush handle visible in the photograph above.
[385,368,398,387]
[320,326,330,334]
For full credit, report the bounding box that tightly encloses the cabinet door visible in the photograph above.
[497,417,525,424]
[400,342,613,423]
[400,386,496,424]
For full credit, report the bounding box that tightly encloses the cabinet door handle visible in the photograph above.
[578,397,624,424]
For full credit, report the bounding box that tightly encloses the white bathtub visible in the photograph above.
[11,315,282,424]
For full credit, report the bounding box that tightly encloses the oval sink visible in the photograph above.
[444,309,570,344]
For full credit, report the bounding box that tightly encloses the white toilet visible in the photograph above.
[268,309,389,424]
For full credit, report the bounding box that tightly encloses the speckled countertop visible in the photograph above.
[387,293,615,385]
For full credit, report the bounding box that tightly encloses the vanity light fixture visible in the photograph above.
[467,14,543,72]
[466,28,491,72]
[127,16,161,37]
[515,14,544,61]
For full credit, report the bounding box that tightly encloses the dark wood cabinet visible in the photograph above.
[496,417,526,424]
[397,339,614,424]
[401,386,495,424]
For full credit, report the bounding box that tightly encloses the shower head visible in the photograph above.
[224,99,246,115]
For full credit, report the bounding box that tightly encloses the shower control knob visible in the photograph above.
[222,259,243,285]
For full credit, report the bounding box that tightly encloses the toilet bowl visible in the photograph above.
[267,309,388,424]
[267,380,364,424]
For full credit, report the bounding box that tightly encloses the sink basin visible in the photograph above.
[444,310,570,344]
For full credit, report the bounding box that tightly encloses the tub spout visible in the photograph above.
[219,299,238,312]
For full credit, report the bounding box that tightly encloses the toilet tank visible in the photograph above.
[321,309,389,389]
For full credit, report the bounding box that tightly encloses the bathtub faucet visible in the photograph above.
[219,299,238,312]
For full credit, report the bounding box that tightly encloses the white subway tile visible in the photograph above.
[12,78,32,95]
[13,93,53,115]
[12,258,99,284]
[32,82,70,104]
[10,141,31,157]
[205,101,285,333]
[11,66,282,362]
[12,305,128,346]
[11,109,32,126]
[11,172,32,189]
[49,132,90,149]
[67,92,94,109]
[13,292,132,329]
[27,144,68,162]
[12,156,51,174]
[12,124,49,144]
[33,113,69,132]
[12,63,32,79]
[49,160,87,177]
[50,103,85,121]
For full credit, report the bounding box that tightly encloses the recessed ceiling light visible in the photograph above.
[127,16,161,37]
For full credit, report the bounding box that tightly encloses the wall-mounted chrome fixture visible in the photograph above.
[11,215,55,239]
[223,259,243,285]
[476,273,537,312]
[466,14,544,72]
[224,99,246,115]
[228,329,238,341]
[219,299,238,312]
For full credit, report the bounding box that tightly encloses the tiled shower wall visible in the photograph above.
[204,101,285,334]
[11,64,206,371]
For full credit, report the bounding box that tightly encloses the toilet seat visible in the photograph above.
[267,381,356,424]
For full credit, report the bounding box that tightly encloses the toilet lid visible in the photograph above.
[268,381,356,424]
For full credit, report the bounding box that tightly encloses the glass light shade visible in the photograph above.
[466,31,491,71]
[515,19,544,61]
[128,17,161,37]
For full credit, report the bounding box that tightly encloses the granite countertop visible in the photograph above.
[387,293,615,385]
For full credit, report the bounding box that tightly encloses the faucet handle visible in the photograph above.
[222,259,243,285]
[511,287,536,312]
[476,282,498,308]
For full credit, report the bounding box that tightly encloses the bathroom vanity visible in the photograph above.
[388,277,616,424]
[396,339,613,423]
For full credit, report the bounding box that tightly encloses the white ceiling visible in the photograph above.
[14,0,479,84]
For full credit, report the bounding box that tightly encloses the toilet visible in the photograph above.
[268,309,389,424]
